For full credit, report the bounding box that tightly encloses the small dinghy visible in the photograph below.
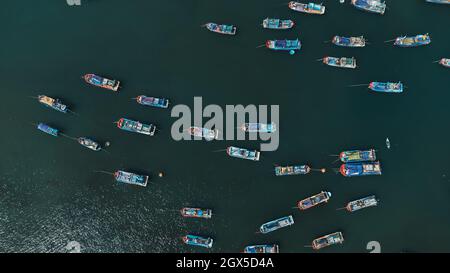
[312,232,344,250]
[323,57,357,69]
[244,244,279,253]
[346,195,378,212]
[205,23,236,35]
[180,208,212,219]
[332,36,366,47]
[288,2,326,14]
[78,137,101,151]
[182,235,213,248]
[297,191,331,210]
[262,18,294,30]
[188,126,219,141]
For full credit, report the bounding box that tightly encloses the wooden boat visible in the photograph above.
[369,82,403,93]
[297,191,331,210]
[188,126,219,141]
[180,208,212,219]
[227,146,260,161]
[340,162,382,177]
[78,137,101,151]
[205,23,236,35]
[275,165,310,176]
[312,232,344,250]
[351,0,386,15]
[136,95,169,109]
[439,58,450,67]
[394,34,431,47]
[37,123,59,137]
[323,57,356,69]
[346,195,378,212]
[244,244,279,253]
[38,95,68,113]
[266,39,301,55]
[83,74,120,91]
[259,215,294,234]
[241,123,276,133]
[262,18,294,29]
[116,118,156,136]
[114,170,149,187]
[288,2,325,14]
[182,235,213,248]
[340,149,376,163]
[332,36,365,47]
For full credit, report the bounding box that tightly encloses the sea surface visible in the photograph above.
[0,0,449,253]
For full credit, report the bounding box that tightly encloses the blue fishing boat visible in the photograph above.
[205,23,236,35]
[114,170,149,187]
[244,244,279,253]
[340,162,382,177]
[394,34,431,47]
[275,165,311,176]
[351,0,386,15]
[38,95,68,113]
[259,215,294,234]
[227,146,260,161]
[37,123,59,137]
[332,36,366,47]
[340,149,376,163]
[323,57,357,69]
[116,118,156,136]
[266,39,301,55]
[369,82,403,93]
[262,18,294,30]
[136,95,169,109]
[78,137,101,151]
[182,235,213,249]
[83,74,120,92]
[426,0,450,4]
[241,123,276,133]
[180,208,212,219]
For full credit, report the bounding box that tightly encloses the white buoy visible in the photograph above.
[340,0,345,3]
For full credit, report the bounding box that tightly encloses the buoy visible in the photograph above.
[321,168,326,173]
[158,172,164,178]
[289,50,295,55]
[105,141,110,147]
[340,0,345,3]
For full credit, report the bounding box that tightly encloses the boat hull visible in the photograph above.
[440,58,450,68]
[259,215,294,234]
[84,74,120,91]
[227,146,260,161]
[332,36,365,47]
[206,23,236,35]
[339,149,376,163]
[78,137,101,151]
[117,118,156,136]
[369,82,403,93]
[275,165,310,176]
[114,170,149,187]
[340,162,382,177]
[180,208,212,219]
[351,0,386,14]
[183,235,213,248]
[312,232,344,250]
[323,57,356,69]
[37,123,59,137]
[137,96,169,108]
[188,126,219,141]
[244,245,279,253]
[346,195,378,212]
[263,18,294,29]
[38,95,68,113]
[288,2,325,14]
[297,191,331,210]
[394,34,431,47]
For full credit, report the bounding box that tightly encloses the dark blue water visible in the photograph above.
[0,0,449,252]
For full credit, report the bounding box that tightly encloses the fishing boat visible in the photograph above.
[323,57,356,69]
[244,244,279,253]
[227,146,260,161]
[297,191,332,210]
[180,208,212,219]
[339,149,376,163]
[262,18,294,30]
[275,165,311,176]
[83,74,120,91]
[312,232,344,250]
[266,39,301,55]
[394,34,431,47]
[116,118,156,136]
[241,123,276,133]
[38,95,68,113]
[369,82,403,93]
[136,95,169,109]
[37,123,59,137]
[332,36,366,47]
[114,170,149,187]
[346,195,378,212]
[426,0,450,4]
[188,126,219,141]
[288,2,326,14]
[205,23,236,35]
[439,58,450,68]
[78,137,101,151]
[340,162,382,177]
[259,215,294,234]
[182,235,213,249]
[351,0,386,15]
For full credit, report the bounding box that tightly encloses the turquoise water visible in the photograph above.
[0,0,449,252]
